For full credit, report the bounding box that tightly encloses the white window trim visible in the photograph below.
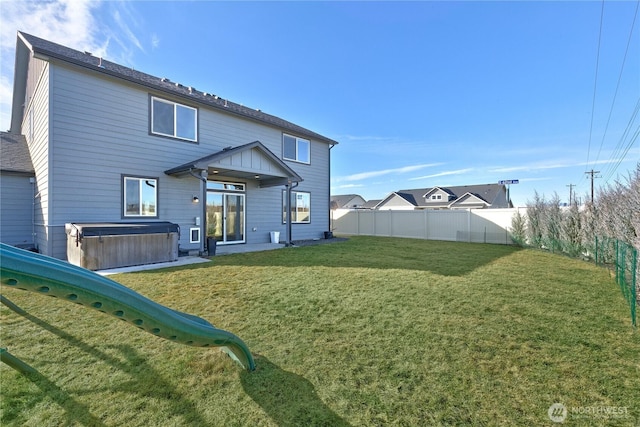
[150,96,198,142]
[283,133,310,164]
[283,190,311,224]
[123,176,158,218]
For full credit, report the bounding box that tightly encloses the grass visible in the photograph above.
[1,236,639,426]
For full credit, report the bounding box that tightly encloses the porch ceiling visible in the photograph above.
[164,140,303,187]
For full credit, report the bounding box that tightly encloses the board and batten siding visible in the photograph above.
[0,173,34,246]
[41,61,331,258]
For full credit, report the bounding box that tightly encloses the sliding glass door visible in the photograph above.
[206,182,245,244]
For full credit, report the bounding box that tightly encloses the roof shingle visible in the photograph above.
[1,132,34,174]
[18,31,339,146]
[394,184,506,207]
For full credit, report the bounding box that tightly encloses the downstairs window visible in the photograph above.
[123,176,158,217]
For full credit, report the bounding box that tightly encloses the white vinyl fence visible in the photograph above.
[331,208,525,245]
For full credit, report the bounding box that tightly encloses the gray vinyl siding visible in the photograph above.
[0,173,34,246]
[379,195,415,210]
[287,140,331,239]
[25,57,47,116]
[22,62,50,255]
[40,61,331,258]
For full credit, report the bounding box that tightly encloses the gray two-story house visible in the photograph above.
[5,31,338,261]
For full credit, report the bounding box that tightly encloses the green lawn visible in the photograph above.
[1,236,638,426]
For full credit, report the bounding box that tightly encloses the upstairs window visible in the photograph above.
[283,134,310,163]
[431,194,442,200]
[124,176,158,217]
[151,96,197,142]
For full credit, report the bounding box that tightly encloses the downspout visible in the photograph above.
[188,168,208,255]
[30,177,36,250]
[329,143,336,234]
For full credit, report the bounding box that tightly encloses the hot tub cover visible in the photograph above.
[66,222,180,238]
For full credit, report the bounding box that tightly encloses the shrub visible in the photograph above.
[509,209,527,246]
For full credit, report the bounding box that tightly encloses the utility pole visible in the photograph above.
[566,183,576,206]
[585,169,600,202]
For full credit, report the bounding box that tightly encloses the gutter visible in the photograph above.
[27,44,339,146]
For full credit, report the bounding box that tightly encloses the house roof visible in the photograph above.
[11,32,339,147]
[388,191,419,206]
[391,184,506,207]
[165,140,302,187]
[330,194,365,209]
[362,199,382,209]
[0,132,34,174]
[449,192,490,208]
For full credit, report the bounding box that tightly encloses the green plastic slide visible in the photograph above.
[0,243,255,371]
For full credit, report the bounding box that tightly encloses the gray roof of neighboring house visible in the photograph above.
[394,184,505,207]
[1,132,33,174]
[362,199,382,209]
[330,194,365,209]
[13,32,339,146]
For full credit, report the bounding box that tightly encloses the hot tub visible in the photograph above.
[66,222,180,270]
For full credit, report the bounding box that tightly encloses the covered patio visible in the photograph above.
[164,140,303,252]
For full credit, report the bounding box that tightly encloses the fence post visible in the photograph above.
[631,247,637,328]
[424,209,428,240]
[616,240,621,286]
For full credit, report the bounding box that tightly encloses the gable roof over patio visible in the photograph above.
[164,140,302,187]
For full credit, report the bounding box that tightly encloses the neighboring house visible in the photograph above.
[362,199,382,210]
[0,132,35,249]
[376,184,511,210]
[330,194,367,209]
[5,31,338,260]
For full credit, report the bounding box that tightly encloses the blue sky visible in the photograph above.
[1,1,638,206]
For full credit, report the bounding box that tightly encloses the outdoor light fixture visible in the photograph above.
[192,195,200,203]
[255,175,260,179]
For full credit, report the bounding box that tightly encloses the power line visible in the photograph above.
[601,98,640,183]
[593,0,640,166]
[585,0,606,171]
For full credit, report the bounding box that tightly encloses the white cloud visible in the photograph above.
[409,168,474,181]
[489,157,626,174]
[519,177,553,182]
[331,183,365,190]
[0,0,104,53]
[339,163,443,182]
[0,74,13,131]
[0,0,103,131]
[338,134,397,142]
[0,0,150,131]
[489,164,567,174]
[112,8,143,53]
